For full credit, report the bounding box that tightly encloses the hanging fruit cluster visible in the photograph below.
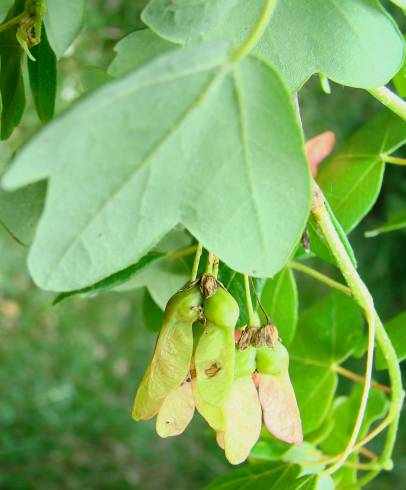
[132,273,302,465]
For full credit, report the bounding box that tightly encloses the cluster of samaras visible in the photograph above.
[132,275,302,465]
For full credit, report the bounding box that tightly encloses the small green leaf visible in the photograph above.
[0,0,26,140]
[4,44,310,291]
[45,0,86,58]
[0,181,45,244]
[261,268,298,346]
[143,0,404,91]
[365,210,406,238]
[376,310,406,370]
[332,454,358,489]
[109,29,174,77]
[321,385,388,455]
[318,111,406,232]
[290,362,337,436]
[53,251,165,304]
[289,292,363,433]
[28,25,57,123]
[251,437,290,462]
[283,474,320,490]
[205,462,301,490]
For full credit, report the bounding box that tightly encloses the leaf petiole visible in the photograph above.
[287,260,351,296]
[368,86,406,121]
[190,243,202,281]
[380,154,406,165]
[243,274,255,326]
[335,365,391,394]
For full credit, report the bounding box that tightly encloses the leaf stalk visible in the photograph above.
[368,86,406,121]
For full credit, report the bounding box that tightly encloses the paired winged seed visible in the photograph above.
[156,380,195,438]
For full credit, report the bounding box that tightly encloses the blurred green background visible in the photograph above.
[0,1,405,488]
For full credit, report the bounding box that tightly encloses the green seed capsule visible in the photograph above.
[195,287,239,407]
[204,286,239,327]
[132,285,203,420]
[256,343,289,376]
[235,346,256,378]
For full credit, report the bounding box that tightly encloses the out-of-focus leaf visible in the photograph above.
[0,181,45,245]
[392,35,406,97]
[0,0,25,140]
[53,252,165,304]
[376,310,406,370]
[305,131,336,177]
[251,437,290,461]
[205,462,301,490]
[365,210,406,238]
[283,474,319,490]
[28,25,57,122]
[0,0,13,17]
[45,0,86,57]
[109,29,174,77]
[289,292,363,434]
[318,111,406,232]
[142,289,164,332]
[80,66,113,93]
[143,0,404,91]
[261,268,298,346]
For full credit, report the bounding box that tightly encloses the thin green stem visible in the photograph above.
[380,154,406,166]
[371,315,404,469]
[190,243,202,281]
[335,365,391,394]
[243,274,255,326]
[212,256,219,278]
[0,12,25,32]
[230,0,277,61]
[205,251,215,275]
[312,183,375,477]
[167,245,197,260]
[368,86,406,121]
[250,276,270,324]
[287,260,351,296]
